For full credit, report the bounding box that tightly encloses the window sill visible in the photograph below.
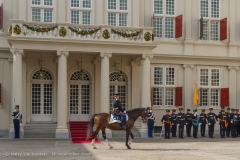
[195,40,226,46]
[152,106,179,110]
[153,38,183,44]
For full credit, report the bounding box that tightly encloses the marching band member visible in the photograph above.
[177,108,185,139]
[161,110,172,139]
[199,109,207,137]
[207,108,218,138]
[218,110,228,138]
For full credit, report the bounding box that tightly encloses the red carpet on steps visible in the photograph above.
[69,121,100,144]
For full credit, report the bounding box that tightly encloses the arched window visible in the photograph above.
[109,71,126,82]
[70,71,90,81]
[32,69,53,80]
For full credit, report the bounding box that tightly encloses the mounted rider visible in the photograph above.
[112,93,126,129]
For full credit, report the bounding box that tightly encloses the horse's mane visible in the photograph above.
[126,108,145,114]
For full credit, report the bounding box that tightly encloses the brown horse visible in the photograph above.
[86,107,149,149]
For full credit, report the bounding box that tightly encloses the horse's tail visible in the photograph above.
[86,114,97,140]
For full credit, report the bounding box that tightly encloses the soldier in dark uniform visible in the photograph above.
[218,110,228,138]
[161,110,172,139]
[177,108,185,139]
[171,109,177,137]
[236,109,240,136]
[226,108,231,137]
[199,109,207,137]
[230,109,238,138]
[147,109,155,138]
[207,108,218,138]
[12,105,22,138]
[112,93,126,129]
[192,109,199,139]
[185,109,192,137]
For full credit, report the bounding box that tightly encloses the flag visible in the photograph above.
[193,83,199,106]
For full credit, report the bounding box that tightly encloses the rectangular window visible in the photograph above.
[44,9,53,22]
[211,0,219,18]
[44,0,53,6]
[108,0,117,10]
[202,21,208,40]
[211,69,219,86]
[200,0,208,17]
[71,11,80,24]
[166,67,175,85]
[210,89,219,106]
[201,88,208,106]
[119,14,127,26]
[71,0,80,7]
[166,0,174,15]
[154,0,163,14]
[210,21,219,40]
[154,88,163,106]
[82,11,91,24]
[108,13,116,26]
[82,0,91,8]
[165,88,174,106]
[154,18,163,38]
[165,18,174,38]
[154,67,163,85]
[119,0,127,10]
[32,8,41,22]
[32,0,41,5]
[200,69,209,86]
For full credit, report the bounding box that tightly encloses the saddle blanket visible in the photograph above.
[109,114,128,124]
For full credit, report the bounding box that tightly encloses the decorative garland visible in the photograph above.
[13,25,21,35]
[8,25,12,35]
[59,27,67,37]
[111,29,142,38]
[23,24,57,33]
[68,27,100,36]
[102,29,110,39]
[144,32,152,41]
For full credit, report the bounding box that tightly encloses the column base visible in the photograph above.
[9,126,24,139]
[55,128,69,139]
[98,128,112,139]
[139,123,148,138]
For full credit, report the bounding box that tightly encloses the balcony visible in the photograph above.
[8,20,154,43]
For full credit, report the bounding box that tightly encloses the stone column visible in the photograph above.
[9,48,24,139]
[100,53,112,113]
[183,64,194,111]
[228,66,238,108]
[55,51,69,138]
[140,54,153,138]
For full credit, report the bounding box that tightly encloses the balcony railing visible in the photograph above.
[8,20,154,43]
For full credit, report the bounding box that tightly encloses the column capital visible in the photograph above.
[142,54,153,59]
[10,48,24,56]
[57,51,69,57]
[228,66,239,71]
[100,52,112,58]
[183,64,194,69]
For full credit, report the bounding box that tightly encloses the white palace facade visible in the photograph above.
[0,0,240,138]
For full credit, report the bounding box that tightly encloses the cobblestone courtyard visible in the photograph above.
[0,136,240,160]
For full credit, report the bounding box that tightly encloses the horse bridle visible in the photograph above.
[141,107,149,123]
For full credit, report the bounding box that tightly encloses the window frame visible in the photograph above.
[70,0,92,24]
[198,67,222,107]
[199,0,221,41]
[30,0,55,22]
[106,0,130,26]
[152,0,177,39]
[152,66,177,107]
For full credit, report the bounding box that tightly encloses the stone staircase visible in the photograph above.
[112,126,141,138]
[23,122,57,138]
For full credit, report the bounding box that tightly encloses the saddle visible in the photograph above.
[109,113,129,124]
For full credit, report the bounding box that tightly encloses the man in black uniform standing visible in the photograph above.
[230,109,238,138]
[161,110,172,139]
[185,109,192,137]
[226,108,231,137]
[207,108,218,138]
[199,109,207,137]
[177,108,185,139]
[12,105,22,139]
[192,109,199,139]
[112,93,126,129]
[171,109,177,137]
[236,109,240,136]
[218,110,228,138]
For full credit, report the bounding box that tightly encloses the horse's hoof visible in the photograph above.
[93,146,97,149]
[109,146,113,149]
[127,145,131,149]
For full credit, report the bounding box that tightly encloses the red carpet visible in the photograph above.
[69,121,100,144]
